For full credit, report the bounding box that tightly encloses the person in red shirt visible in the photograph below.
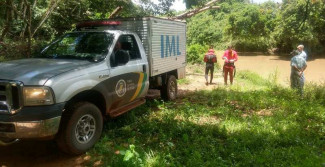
[204,47,217,85]
[222,46,238,85]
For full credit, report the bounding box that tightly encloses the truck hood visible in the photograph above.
[0,58,92,85]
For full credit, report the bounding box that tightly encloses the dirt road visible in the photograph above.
[1,53,324,167]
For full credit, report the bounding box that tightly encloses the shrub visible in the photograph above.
[232,39,269,52]
[0,39,49,61]
[187,44,208,64]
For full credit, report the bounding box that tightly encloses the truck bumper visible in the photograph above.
[0,116,61,139]
[0,103,65,140]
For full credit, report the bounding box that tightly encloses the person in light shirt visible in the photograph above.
[290,50,307,96]
[297,44,307,60]
[222,45,238,85]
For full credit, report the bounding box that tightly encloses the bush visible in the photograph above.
[187,44,208,64]
[232,39,269,52]
[0,39,49,61]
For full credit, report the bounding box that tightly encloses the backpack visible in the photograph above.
[204,54,216,63]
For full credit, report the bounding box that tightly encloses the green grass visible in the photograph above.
[178,78,190,85]
[85,71,325,167]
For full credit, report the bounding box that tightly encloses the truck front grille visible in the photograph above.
[0,123,15,132]
[0,81,23,114]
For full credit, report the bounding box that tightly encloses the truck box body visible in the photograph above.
[105,17,186,78]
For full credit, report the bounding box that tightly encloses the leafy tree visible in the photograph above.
[225,3,275,51]
[183,0,208,9]
[187,1,276,51]
[309,0,325,49]
[157,0,175,16]
[187,12,224,46]
[272,0,325,54]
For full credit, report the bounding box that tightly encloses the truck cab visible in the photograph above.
[0,17,186,154]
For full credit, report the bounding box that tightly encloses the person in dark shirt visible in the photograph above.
[204,47,217,85]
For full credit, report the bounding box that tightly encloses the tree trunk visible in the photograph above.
[0,0,13,41]
[27,4,32,58]
[20,0,37,39]
[20,3,27,38]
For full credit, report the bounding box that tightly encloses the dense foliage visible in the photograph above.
[0,0,325,61]
[273,0,325,53]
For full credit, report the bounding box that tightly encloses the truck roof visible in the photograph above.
[73,29,137,36]
[75,17,186,30]
[77,17,185,26]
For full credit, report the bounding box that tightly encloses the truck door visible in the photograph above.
[108,34,148,110]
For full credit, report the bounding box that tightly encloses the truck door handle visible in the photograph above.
[143,65,146,72]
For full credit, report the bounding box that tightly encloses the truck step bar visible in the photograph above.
[109,98,146,118]
[145,89,160,99]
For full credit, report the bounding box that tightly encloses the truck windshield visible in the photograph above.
[41,32,114,61]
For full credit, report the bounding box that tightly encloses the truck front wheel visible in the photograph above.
[56,102,103,155]
[161,75,177,101]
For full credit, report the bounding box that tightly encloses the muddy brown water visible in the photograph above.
[1,53,324,167]
[236,53,325,85]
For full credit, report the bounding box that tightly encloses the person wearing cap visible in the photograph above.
[297,44,307,60]
[204,46,217,85]
[290,50,307,96]
[222,46,238,85]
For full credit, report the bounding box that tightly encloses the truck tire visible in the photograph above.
[56,102,103,155]
[161,75,177,101]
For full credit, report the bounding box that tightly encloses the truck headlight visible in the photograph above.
[23,87,54,106]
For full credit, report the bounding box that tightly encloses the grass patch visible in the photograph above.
[178,78,190,85]
[85,71,324,167]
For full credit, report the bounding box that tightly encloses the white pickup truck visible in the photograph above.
[0,17,186,154]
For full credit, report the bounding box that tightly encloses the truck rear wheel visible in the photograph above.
[161,75,177,101]
[56,102,103,155]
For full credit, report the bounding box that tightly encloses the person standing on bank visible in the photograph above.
[297,44,307,60]
[204,47,217,85]
[290,50,307,96]
[222,45,238,85]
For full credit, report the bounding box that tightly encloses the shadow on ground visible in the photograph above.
[0,140,85,167]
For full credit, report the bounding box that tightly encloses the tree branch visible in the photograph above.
[298,0,310,29]
[108,6,123,19]
[31,0,62,38]
[171,0,220,20]
[32,0,38,9]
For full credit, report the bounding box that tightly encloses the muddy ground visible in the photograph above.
[0,53,324,167]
